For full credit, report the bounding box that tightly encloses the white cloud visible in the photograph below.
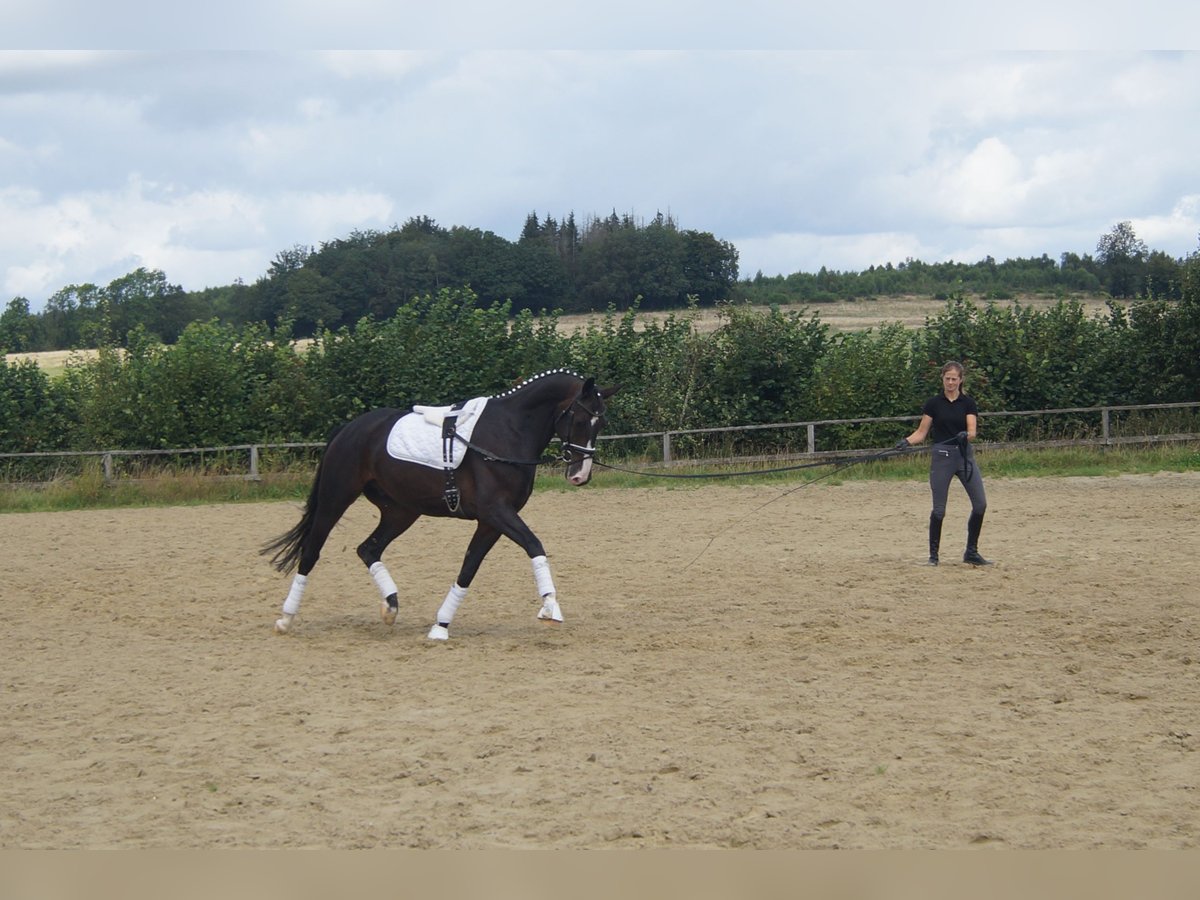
[0,178,395,299]
[938,138,1028,224]
[1133,195,1200,257]
[733,231,932,277]
[9,1,1200,50]
[317,51,435,80]
[3,49,1200,307]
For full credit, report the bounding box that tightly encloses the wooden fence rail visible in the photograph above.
[2,402,1197,485]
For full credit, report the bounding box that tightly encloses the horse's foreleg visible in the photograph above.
[428,522,501,640]
[485,508,562,625]
[426,583,468,641]
[531,555,562,624]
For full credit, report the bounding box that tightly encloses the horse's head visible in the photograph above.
[557,377,619,486]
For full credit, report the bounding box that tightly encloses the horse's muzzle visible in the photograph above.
[567,457,594,486]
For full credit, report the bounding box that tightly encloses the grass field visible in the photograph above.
[3,347,96,378]
[555,293,1113,334]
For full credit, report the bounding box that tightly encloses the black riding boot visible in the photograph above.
[928,513,943,566]
[964,511,992,566]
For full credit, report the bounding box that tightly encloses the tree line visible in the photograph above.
[740,222,1188,307]
[1,216,1192,354]
[4,252,1198,459]
[1,211,738,351]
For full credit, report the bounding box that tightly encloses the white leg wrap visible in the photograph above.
[369,561,399,600]
[436,583,468,625]
[282,574,307,616]
[532,555,556,599]
[532,556,562,623]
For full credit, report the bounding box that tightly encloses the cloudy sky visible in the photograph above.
[4,5,1200,311]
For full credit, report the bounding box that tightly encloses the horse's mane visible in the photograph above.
[491,368,584,399]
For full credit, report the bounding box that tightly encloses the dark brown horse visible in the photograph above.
[263,369,618,640]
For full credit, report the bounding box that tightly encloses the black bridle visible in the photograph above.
[448,389,608,468]
[553,394,607,464]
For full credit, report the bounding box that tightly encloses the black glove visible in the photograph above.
[955,431,969,446]
[893,438,911,450]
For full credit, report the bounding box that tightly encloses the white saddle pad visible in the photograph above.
[385,396,488,469]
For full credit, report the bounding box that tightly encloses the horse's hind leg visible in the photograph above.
[357,496,419,626]
[275,480,364,634]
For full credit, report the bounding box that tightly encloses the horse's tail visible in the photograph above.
[260,424,345,573]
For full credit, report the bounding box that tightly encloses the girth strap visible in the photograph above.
[441,401,467,512]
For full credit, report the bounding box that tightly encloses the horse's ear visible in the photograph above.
[600,384,620,398]
[581,377,596,394]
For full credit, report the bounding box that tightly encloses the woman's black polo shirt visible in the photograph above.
[921,392,979,443]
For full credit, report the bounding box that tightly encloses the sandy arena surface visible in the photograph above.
[1,472,1198,848]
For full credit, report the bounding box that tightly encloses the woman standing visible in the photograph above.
[895,361,991,566]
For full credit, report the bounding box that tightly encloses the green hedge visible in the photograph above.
[4,283,1199,455]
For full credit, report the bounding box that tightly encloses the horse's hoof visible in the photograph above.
[427,624,449,641]
[274,617,291,634]
[537,599,563,624]
[381,602,398,626]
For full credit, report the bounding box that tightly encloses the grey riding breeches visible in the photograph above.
[929,444,987,520]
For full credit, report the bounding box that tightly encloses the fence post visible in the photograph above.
[663,432,672,464]
[249,445,260,480]
[807,423,816,455]
[1102,408,1111,444]
[103,452,113,483]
